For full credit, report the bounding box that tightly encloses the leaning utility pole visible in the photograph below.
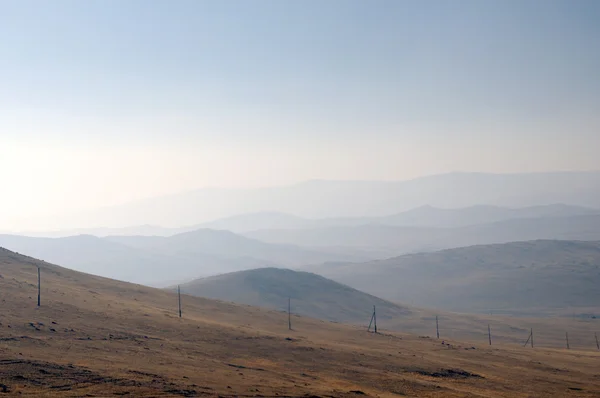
[524,329,534,348]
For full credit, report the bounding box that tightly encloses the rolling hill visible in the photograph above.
[307,240,600,316]
[0,234,180,284]
[179,268,411,325]
[0,230,364,286]
[246,214,600,258]
[105,228,365,270]
[1,247,600,396]
[105,228,361,266]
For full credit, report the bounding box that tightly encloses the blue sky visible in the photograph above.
[1,0,600,226]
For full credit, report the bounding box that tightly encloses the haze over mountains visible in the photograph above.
[2,196,600,290]
[2,172,600,317]
[0,231,361,286]
[195,203,599,233]
[306,240,600,316]
[13,202,600,239]
[246,213,600,258]
[18,171,600,231]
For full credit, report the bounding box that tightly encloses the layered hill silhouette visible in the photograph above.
[5,212,600,287]
[41,171,600,229]
[0,230,360,286]
[247,214,600,258]
[23,202,599,238]
[308,240,600,316]
[104,229,358,266]
[178,268,410,325]
[197,203,598,233]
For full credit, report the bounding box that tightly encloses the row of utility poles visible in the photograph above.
[33,269,600,351]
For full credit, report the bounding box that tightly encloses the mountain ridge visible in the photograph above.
[14,202,599,237]
[27,171,600,229]
[0,229,364,286]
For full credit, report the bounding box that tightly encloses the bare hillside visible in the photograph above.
[308,240,600,315]
[179,267,411,325]
[2,247,600,396]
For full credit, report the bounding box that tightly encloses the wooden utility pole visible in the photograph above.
[373,305,377,334]
[565,332,570,349]
[488,324,492,346]
[37,267,41,307]
[524,329,532,347]
[531,328,534,348]
[288,297,291,330]
[367,310,374,332]
[436,315,439,339]
[177,285,182,318]
[595,332,599,350]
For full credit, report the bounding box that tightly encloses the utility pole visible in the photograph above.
[524,329,532,347]
[488,324,492,346]
[373,305,377,334]
[596,332,599,350]
[436,315,439,339]
[531,328,534,348]
[178,285,182,318]
[565,332,570,350]
[37,267,41,307]
[288,297,291,330]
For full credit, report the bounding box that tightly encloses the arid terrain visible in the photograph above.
[1,247,600,397]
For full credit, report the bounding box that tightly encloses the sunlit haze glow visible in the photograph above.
[1,0,599,230]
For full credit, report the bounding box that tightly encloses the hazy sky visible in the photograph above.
[1,0,600,226]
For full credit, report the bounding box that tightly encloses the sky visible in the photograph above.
[1,0,600,228]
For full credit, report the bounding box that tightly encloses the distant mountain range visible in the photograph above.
[24,171,600,229]
[4,205,600,286]
[178,267,411,325]
[306,240,600,316]
[17,203,599,238]
[0,230,362,286]
[246,214,600,258]
[194,203,599,232]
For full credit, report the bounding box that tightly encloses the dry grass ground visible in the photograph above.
[1,248,600,397]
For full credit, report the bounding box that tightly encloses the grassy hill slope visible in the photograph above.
[179,268,411,325]
[1,247,600,397]
[308,240,600,315]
